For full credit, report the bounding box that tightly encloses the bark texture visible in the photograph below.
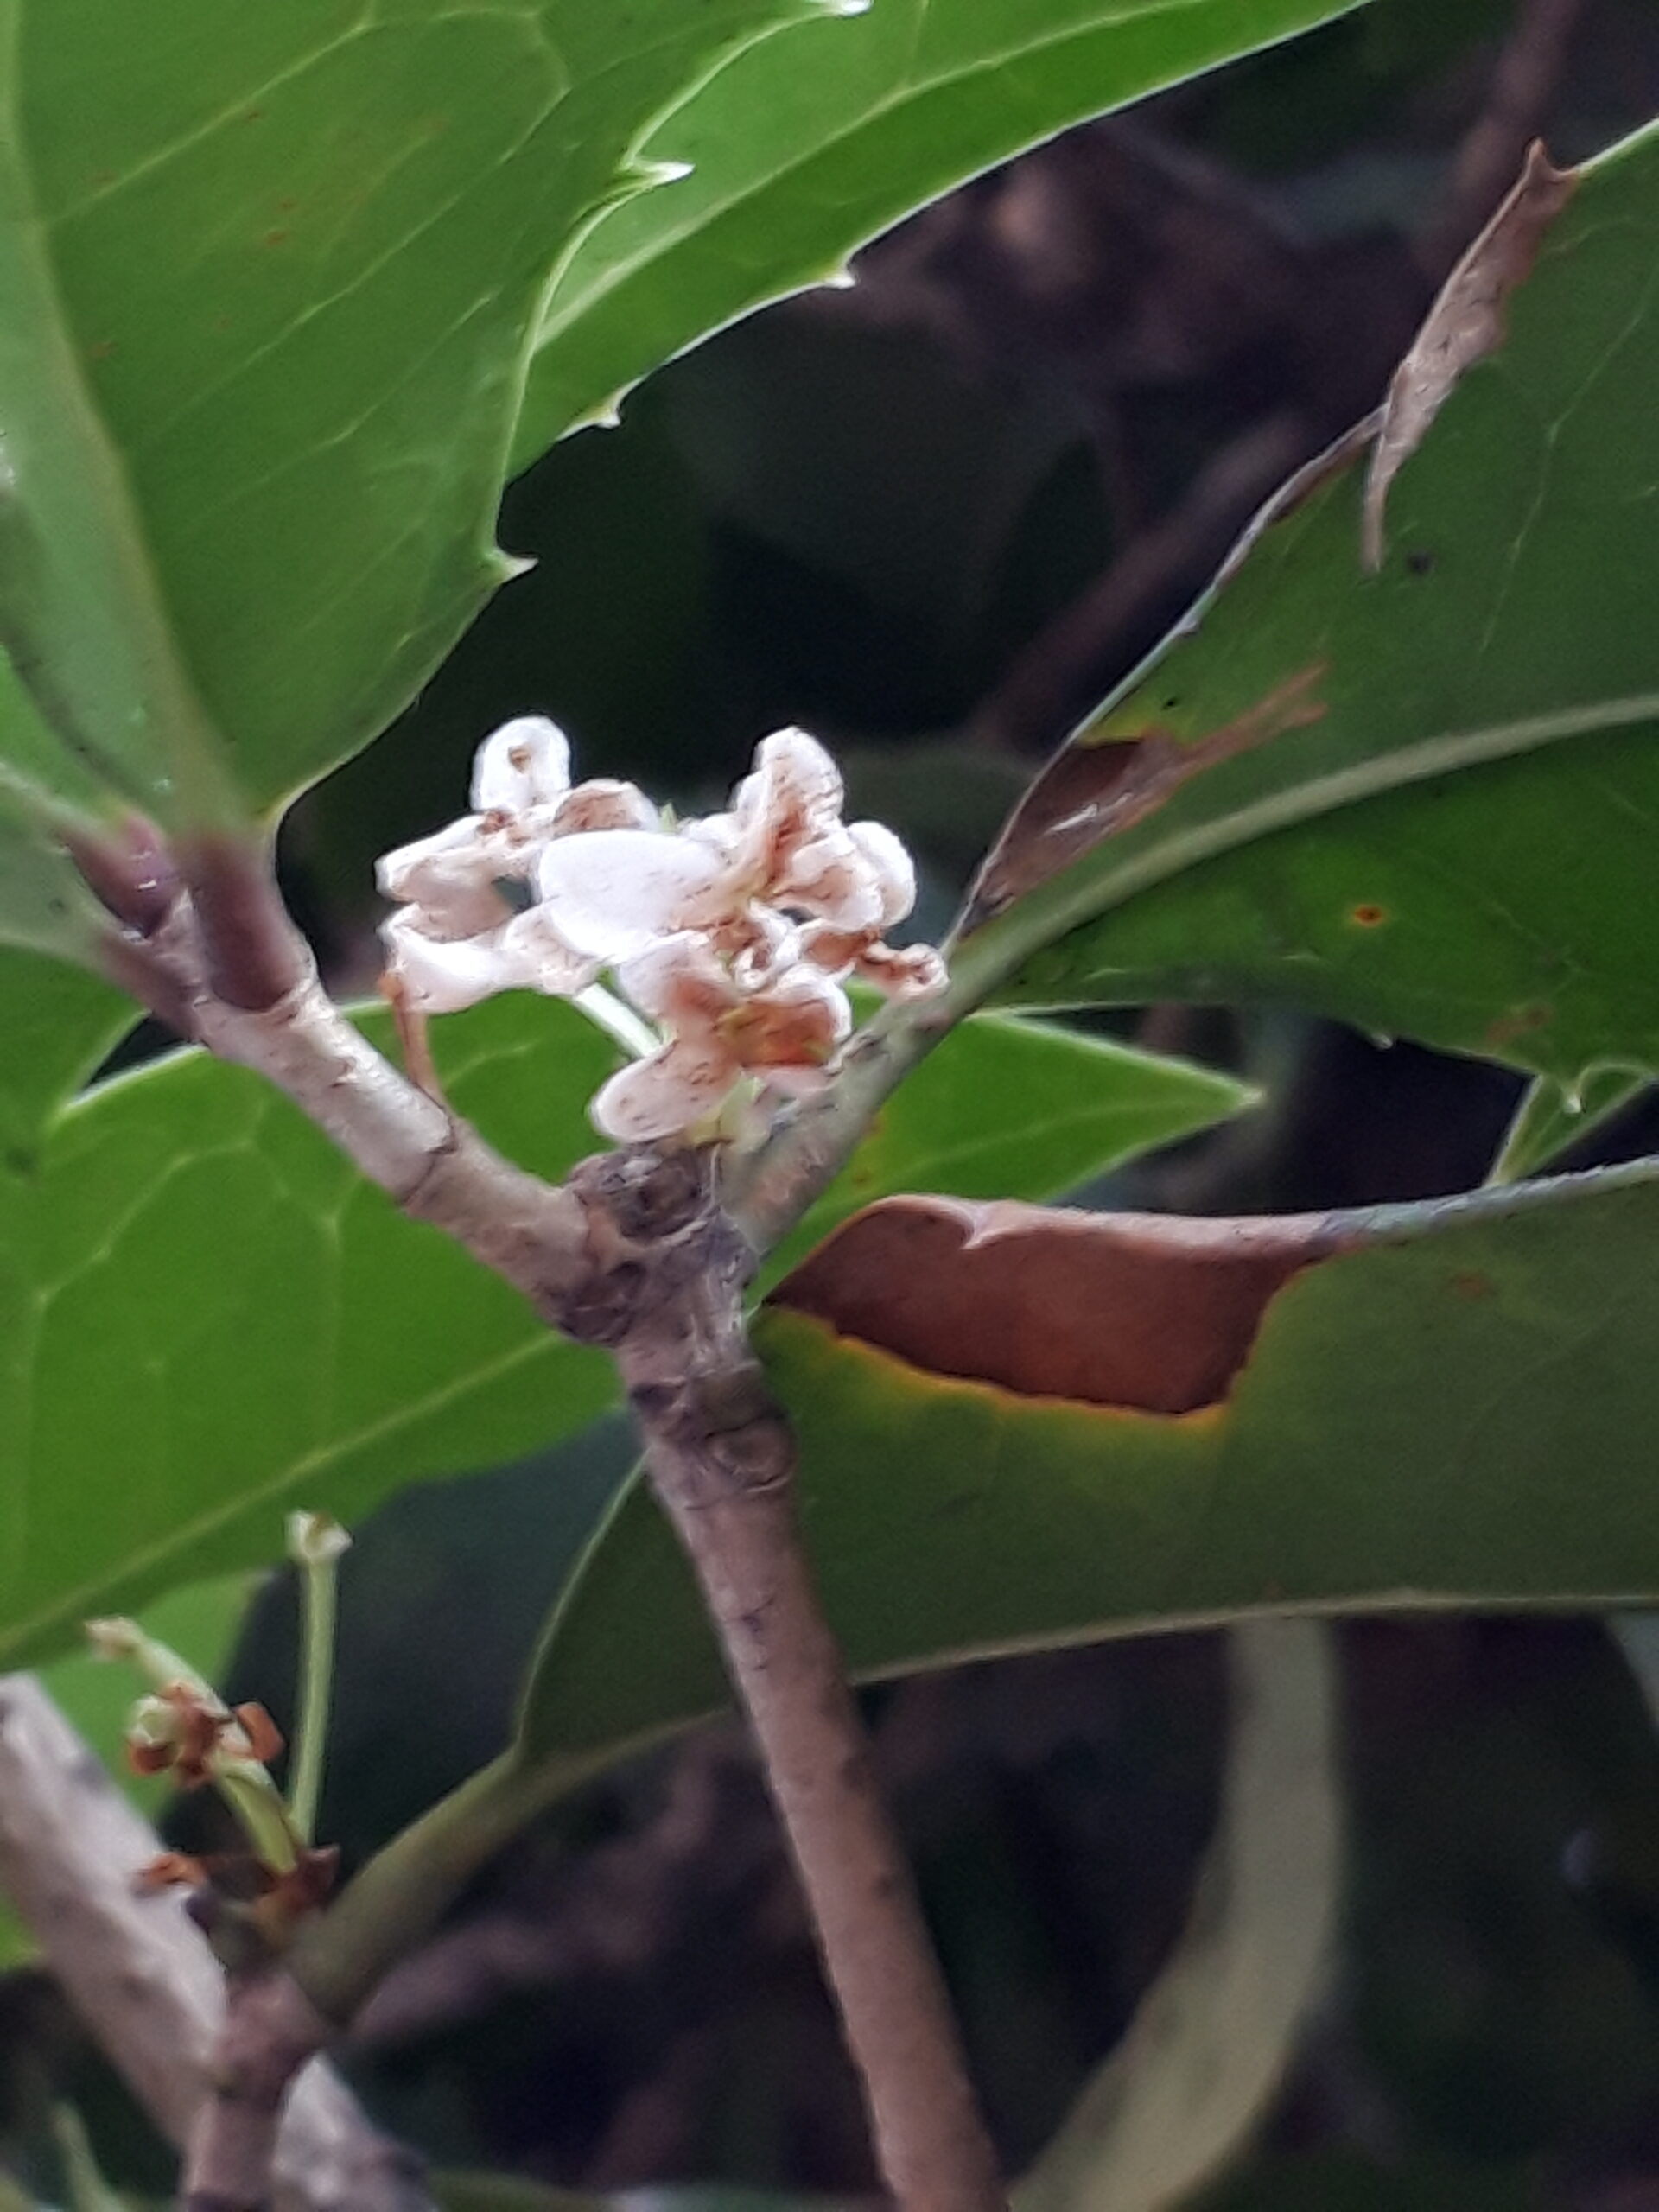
[79,848,1005,2212]
[602,1160,1006,2212]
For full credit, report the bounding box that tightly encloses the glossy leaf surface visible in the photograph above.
[0,0,799,817]
[514,0,1364,467]
[1488,1066,1649,1185]
[0,949,129,1157]
[965,124,1659,1090]
[0,1001,1230,1664]
[518,1160,1659,1787]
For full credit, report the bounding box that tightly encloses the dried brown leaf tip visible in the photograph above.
[1363,141,1576,574]
[965,663,1326,927]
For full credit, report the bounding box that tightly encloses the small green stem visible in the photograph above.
[575,980,660,1060]
[288,1543,340,1847]
[289,1749,563,2022]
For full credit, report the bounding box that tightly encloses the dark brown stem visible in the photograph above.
[610,1201,1004,2212]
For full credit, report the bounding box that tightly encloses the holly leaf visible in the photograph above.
[957,124,1659,1094]
[512,0,1366,469]
[0,0,808,819]
[515,1160,1659,1791]
[0,1001,1225,1663]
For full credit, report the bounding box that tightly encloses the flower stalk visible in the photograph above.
[286,1513,351,1848]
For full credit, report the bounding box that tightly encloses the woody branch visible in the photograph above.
[71,747,1005,2212]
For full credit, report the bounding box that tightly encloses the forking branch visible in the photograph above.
[67,726,1006,2212]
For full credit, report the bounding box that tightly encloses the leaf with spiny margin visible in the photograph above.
[0,0,808,820]
[1488,1067,1649,1185]
[959,124,1659,1092]
[511,0,1369,471]
[0,999,1235,1664]
[513,1160,1659,1793]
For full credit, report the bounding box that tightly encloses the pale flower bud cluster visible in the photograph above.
[377,720,944,1143]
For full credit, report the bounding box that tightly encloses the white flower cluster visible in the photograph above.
[377,719,944,1144]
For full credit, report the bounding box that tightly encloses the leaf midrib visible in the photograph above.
[956,690,1659,1001]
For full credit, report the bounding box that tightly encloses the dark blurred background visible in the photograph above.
[21,3,1659,2204]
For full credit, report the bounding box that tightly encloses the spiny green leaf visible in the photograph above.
[0,998,1229,1663]
[964,122,1659,1090]
[0,0,806,818]
[1488,1068,1649,1185]
[513,0,1367,470]
[515,1160,1659,1789]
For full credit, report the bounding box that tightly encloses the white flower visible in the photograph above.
[534,829,732,964]
[468,715,570,813]
[375,716,943,1141]
[378,716,657,1015]
[689,728,913,935]
[591,933,851,1144]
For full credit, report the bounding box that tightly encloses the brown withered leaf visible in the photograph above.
[772,1196,1357,1415]
[964,663,1326,930]
[1362,141,1576,573]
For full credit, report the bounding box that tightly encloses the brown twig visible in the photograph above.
[0,1675,432,2212]
[600,1160,1004,2212]
[1419,0,1587,278]
[80,840,1005,2211]
[967,412,1312,760]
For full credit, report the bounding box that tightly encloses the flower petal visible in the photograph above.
[615,930,737,1028]
[741,727,843,833]
[590,1037,738,1143]
[499,905,601,997]
[782,827,885,931]
[854,938,948,1001]
[537,831,731,961]
[553,778,659,835]
[381,912,535,1014]
[470,715,571,813]
[376,817,515,938]
[731,963,852,1069]
[849,819,917,928]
